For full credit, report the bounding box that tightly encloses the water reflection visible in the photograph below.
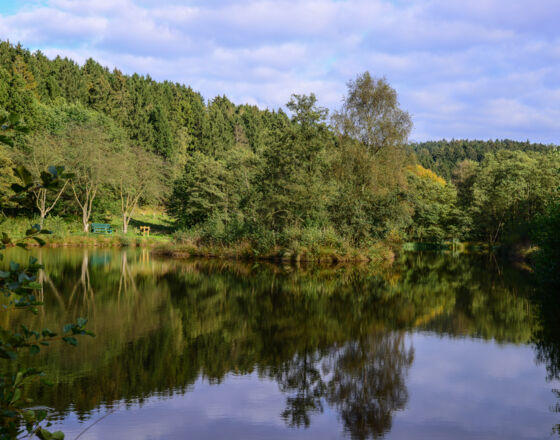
[530,264,560,436]
[325,334,413,439]
[1,248,548,438]
[272,332,413,439]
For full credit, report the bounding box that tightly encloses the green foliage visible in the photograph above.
[531,204,560,286]
[0,119,93,439]
[0,113,28,147]
[107,146,166,234]
[0,146,17,212]
[412,138,556,181]
[528,201,560,433]
[258,94,334,231]
[0,216,92,439]
[168,152,230,228]
[470,150,560,242]
[333,72,412,154]
[327,73,414,244]
[406,165,465,241]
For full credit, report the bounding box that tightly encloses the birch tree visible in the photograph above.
[332,72,412,155]
[19,133,69,228]
[109,146,165,234]
[64,125,114,232]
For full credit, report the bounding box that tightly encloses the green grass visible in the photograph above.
[127,207,175,235]
[0,209,174,247]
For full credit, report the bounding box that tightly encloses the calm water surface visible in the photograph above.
[3,248,559,439]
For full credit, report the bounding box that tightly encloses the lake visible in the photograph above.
[2,248,559,439]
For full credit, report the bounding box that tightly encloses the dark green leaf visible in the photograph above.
[36,428,52,440]
[10,388,21,404]
[41,329,57,337]
[1,233,11,245]
[13,166,34,186]
[62,336,78,346]
[10,183,27,193]
[32,236,46,246]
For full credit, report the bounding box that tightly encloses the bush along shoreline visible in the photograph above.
[151,240,396,264]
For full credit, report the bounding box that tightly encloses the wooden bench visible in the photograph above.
[91,223,113,234]
[139,225,150,237]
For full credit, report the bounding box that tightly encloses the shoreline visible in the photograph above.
[151,248,391,264]
[4,234,515,264]
[5,234,170,248]
[151,241,397,265]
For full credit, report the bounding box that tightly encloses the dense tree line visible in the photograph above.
[0,40,558,247]
[411,139,555,181]
[0,40,286,162]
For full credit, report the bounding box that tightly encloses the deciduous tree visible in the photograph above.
[109,146,166,233]
[64,124,116,232]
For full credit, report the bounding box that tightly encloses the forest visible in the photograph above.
[0,40,559,257]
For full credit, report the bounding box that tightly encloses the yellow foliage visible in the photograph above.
[408,164,446,186]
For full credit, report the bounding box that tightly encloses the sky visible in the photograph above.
[0,0,559,143]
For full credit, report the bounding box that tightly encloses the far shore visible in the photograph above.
[5,232,534,267]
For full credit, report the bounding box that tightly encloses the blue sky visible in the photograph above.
[0,0,559,142]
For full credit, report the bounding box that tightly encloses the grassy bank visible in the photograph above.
[3,231,171,248]
[31,233,169,248]
[0,212,173,248]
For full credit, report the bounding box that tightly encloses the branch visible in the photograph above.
[32,188,45,214]
[70,181,85,210]
[45,180,69,216]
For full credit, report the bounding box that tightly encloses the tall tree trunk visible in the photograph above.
[72,182,96,233]
[83,208,89,232]
[120,193,141,236]
[36,188,47,229]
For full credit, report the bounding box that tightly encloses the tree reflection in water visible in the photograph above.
[274,333,413,438]
[531,273,560,436]
[325,334,413,439]
[275,350,326,428]
[0,248,538,438]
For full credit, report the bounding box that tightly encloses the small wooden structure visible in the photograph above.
[139,225,151,237]
[91,223,113,234]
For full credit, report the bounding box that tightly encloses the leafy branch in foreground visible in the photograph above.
[1,183,94,440]
[1,116,94,439]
